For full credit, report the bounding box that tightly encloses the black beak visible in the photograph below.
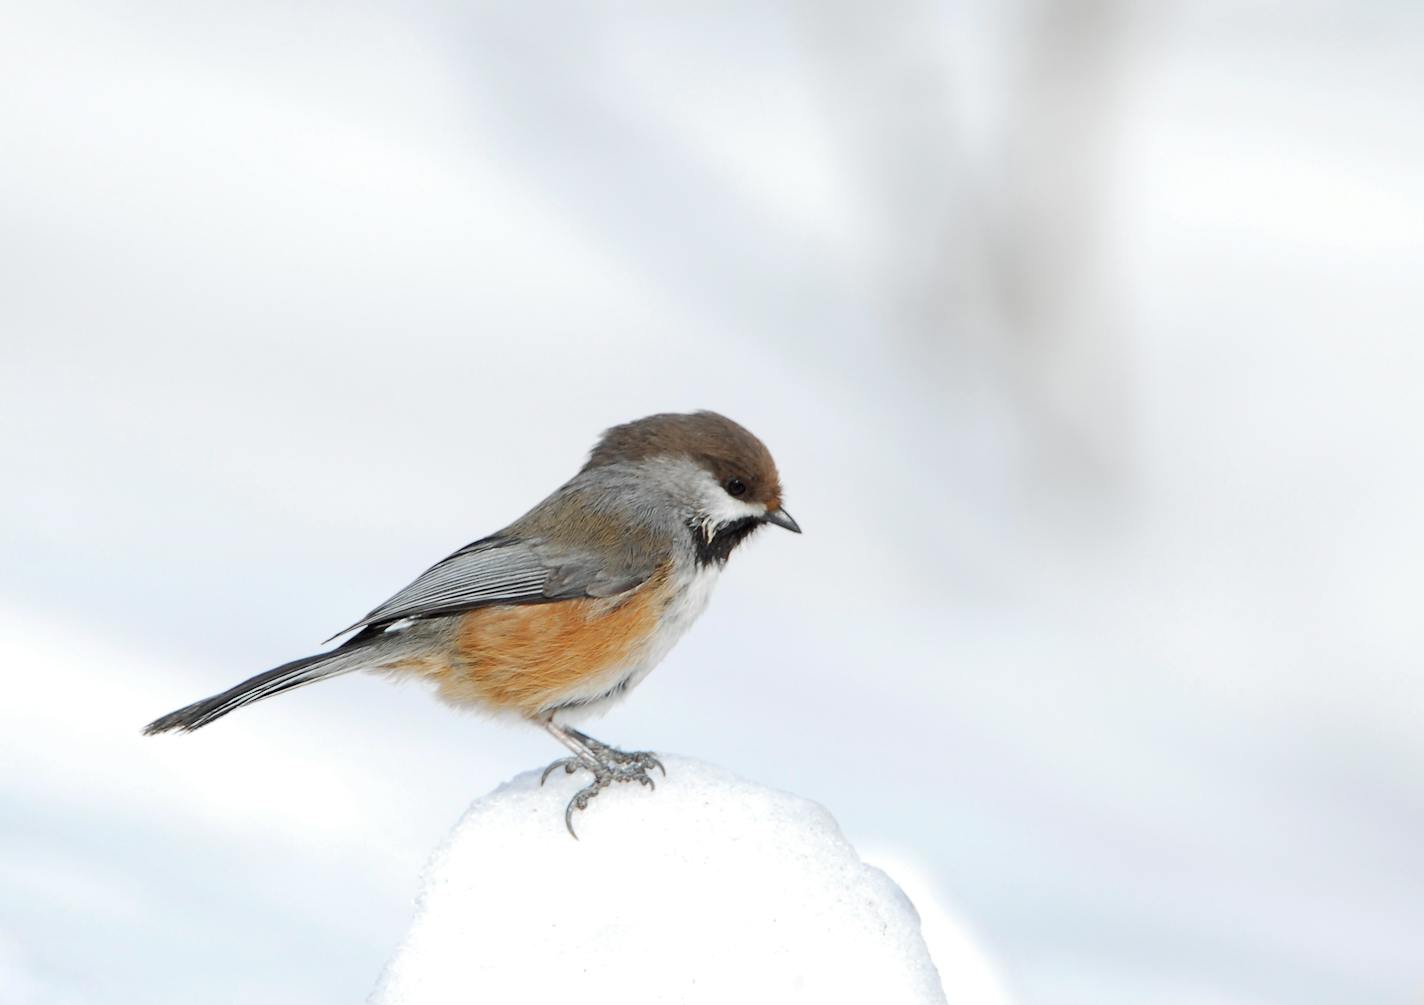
[763,507,802,534]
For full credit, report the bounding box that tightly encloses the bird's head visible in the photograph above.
[583,410,800,565]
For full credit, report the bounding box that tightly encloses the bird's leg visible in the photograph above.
[539,719,601,782]
[539,719,610,837]
[539,719,663,837]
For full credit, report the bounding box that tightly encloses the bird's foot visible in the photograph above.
[570,731,666,779]
[538,737,665,837]
[572,734,666,774]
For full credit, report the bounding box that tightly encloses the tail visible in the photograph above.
[143,629,384,734]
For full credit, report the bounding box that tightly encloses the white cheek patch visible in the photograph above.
[636,456,767,540]
[696,475,766,539]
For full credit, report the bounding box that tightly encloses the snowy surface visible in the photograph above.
[372,757,947,1005]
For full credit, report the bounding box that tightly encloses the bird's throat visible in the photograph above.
[690,516,761,566]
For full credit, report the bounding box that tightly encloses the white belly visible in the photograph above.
[551,563,719,720]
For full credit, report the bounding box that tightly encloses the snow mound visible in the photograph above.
[372,755,947,1004]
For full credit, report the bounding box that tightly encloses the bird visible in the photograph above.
[144,410,800,834]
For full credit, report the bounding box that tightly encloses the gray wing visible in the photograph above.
[326,535,652,641]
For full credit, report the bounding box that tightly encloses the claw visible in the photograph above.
[540,757,583,786]
[563,778,608,838]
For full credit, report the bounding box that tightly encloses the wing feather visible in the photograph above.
[326,535,652,641]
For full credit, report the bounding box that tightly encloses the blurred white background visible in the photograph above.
[3,1,1421,1002]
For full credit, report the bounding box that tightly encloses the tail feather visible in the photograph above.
[143,632,381,734]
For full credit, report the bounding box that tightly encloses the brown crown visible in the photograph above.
[585,411,783,510]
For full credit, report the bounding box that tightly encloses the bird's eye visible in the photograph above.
[725,478,748,497]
